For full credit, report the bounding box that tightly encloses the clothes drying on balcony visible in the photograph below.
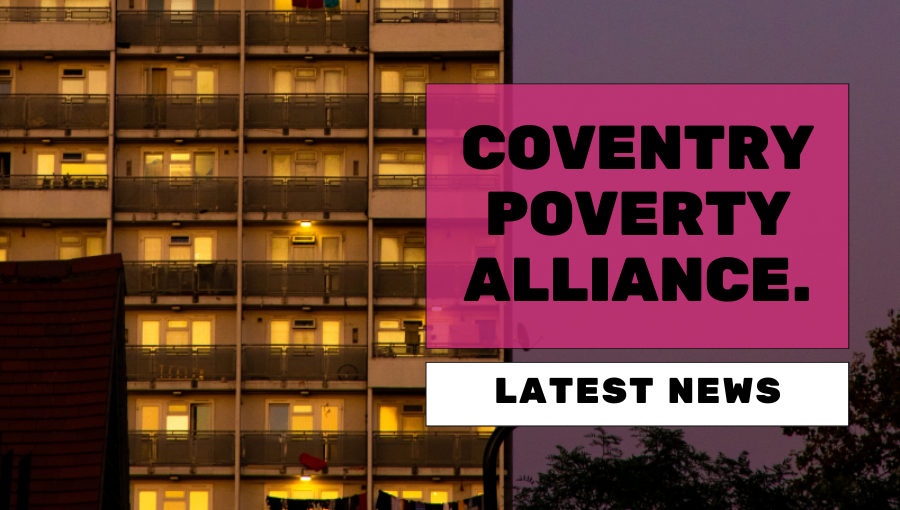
[375,491,484,510]
[291,0,324,7]
[266,493,364,510]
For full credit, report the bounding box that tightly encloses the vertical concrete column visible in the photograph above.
[366,46,376,510]
[107,50,116,254]
[235,0,246,506]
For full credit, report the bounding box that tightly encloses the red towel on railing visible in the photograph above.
[307,0,324,7]
[299,452,327,471]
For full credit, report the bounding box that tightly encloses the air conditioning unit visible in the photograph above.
[403,319,425,329]
[62,68,85,77]
[170,235,191,244]
[292,235,316,245]
[293,319,316,329]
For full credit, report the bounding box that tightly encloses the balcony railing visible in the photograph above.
[114,177,238,212]
[117,11,240,46]
[242,431,366,467]
[244,94,367,130]
[124,261,238,296]
[0,7,110,21]
[374,343,498,358]
[373,432,488,468]
[373,174,501,189]
[243,177,367,213]
[0,95,109,130]
[374,8,499,23]
[125,345,237,381]
[116,95,239,130]
[374,263,425,299]
[243,262,367,297]
[129,432,235,466]
[0,175,108,190]
[242,345,367,382]
[374,94,425,130]
[246,11,367,46]
[373,174,425,189]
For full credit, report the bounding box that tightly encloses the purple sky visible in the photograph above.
[510,0,899,482]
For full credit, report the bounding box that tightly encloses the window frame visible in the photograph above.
[140,148,218,178]
[138,314,217,348]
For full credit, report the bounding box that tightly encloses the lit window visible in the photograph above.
[0,234,8,262]
[402,491,423,500]
[139,491,157,510]
[431,491,449,504]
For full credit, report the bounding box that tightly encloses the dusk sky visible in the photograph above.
[509,0,896,482]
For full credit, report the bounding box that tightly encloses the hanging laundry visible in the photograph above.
[324,0,340,7]
[292,0,308,7]
[299,452,328,471]
[307,0,324,7]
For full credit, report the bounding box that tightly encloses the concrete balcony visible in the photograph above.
[245,11,367,55]
[0,95,109,138]
[0,175,109,220]
[369,175,424,218]
[125,345,236,391]
[243,177,367,221]
[123,261,238,305]
[244,94,368,139]
[373,432,487,475]
[374,263,424,305]
[374,94,425,138]
[241,432,366,473]
[128,432,235,475]
[370,8,502,53]
[115,95,239,138]
[0,7,114,52]
[116,11,240,55]
[242,262,367,306]
[369,343,498,387]
[114,177,238,221]
[242,345,367,390]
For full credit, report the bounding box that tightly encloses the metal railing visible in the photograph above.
[373,432,489,468]
[114,177,238,212]
[374,94,425,130]
[123,261,238,296]
[373,343,498,358]
[243,177,367,212]
[246,11,367,46]
[117,11,240,46]
[374,8,499,23]
[115,95,239,130]
[129,432,235,466]
[0,95,109,130]
[244,94,367,130]
[242,431,366,467]
[0,175,108,190]
[374,263,425,298]
[242,345,367,382]
[373,174,425,189]
[125,345,236,381]
[0,7,110,21]
[242,262,367,297]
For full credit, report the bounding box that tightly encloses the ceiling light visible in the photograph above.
[300,220,311,227]
[300,475,311,481]
[41,139,51,145]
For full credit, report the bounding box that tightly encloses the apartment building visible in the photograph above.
[0,1,511,509]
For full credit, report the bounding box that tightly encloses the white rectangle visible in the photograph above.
[426,363,848,426]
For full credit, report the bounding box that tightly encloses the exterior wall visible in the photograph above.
[241,392,367,431]
[117,60,242,95]
[115,142,241,177]
[242,224,367,261]
[242,310,367,345]
[243,142,368,177]
[0,60,111,95]
[244,60,369,95]
[0,226,108,260]
[114,226,239,260]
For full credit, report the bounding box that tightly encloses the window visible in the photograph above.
[34,150,107,176]
[0,233,8,262]
[379,403,425,433]
[269,232,343,262]
[272,68,344,95]
[269,319,341,346]
[430,491,449,504]
[379,67,426,95]
[377,150,425,176]
[0,69,13,95]
[170,68,216,95]
[137,401,212,433]
[58,232,105,260]
[140,317,214,347]
[472,65,499,84]
[265,486,343,502]
[143,151,215,177]
[270,151,344,178]
[379,234,425,263]
[141,233,215,262]
[376,319,424,353]
[267,401,343,432]
[60,67,107,97]
[136,488,210,510]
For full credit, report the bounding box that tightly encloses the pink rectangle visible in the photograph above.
[426,84,848,349]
